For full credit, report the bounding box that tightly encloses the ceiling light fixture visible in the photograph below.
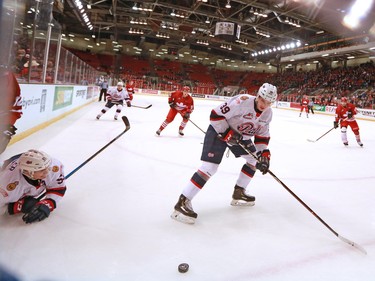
[225,0,231,8]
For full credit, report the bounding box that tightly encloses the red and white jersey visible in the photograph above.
[0,157,66,210]
[107,87,130,103]
[126,83,135,94]
[210,94,272,152]
[335,103,357,122]
[0,71,22,128]
[300,98,309,107]
[169,91,194,114]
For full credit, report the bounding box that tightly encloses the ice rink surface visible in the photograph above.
[1,94,375,281]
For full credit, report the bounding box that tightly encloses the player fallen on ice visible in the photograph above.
[0,149,67,224]
[171,83,277,224]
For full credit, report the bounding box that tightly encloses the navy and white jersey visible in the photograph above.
[210,94,272,152]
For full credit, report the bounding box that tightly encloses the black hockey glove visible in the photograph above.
[183,112,190,119]
[8,196,39,215]
[22,203,50,224]
[239,139,256,153]
[256,149,271,175]
[218,128,242,146]
[333,121,339,129]
[347,111,353,118]
[3,125,17,139]
[169,101,175,108]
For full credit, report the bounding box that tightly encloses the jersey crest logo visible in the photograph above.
[0,188,9,197]
[6,181,19,191]
[52,165,59,172]
[243,113,253,119]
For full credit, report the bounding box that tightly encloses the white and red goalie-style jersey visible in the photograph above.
[0,156,66,212]
[107,87,130,103]
[210,94,272,152]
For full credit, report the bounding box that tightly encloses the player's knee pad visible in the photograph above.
[198,161,219,178]
[341,127,347,133]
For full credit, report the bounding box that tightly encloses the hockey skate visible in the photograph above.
[114,116,118,120]
[343,142,348,146]
[171,194,197,224]
[231,185,255,206]
[96,115,101,120]
[178,130,184,136]
[156,129,161,136]
[357,141,363,147]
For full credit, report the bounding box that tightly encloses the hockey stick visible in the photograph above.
[307,127,335,143]
[188,119,206,134]
[36,116,130,201]
[237,141,367,255]
[66,116,130,179]
[131,104,152,109]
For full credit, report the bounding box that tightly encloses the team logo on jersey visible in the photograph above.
[243,113,253,119]
[6,181,19,191]
[208,152,215,158]
[52,165,59,172]
[240,96,249,101]
[0,188,9,197]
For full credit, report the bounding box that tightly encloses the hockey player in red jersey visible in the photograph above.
[299,95,309,118]
[126,80,135,101]
[0,71,23,154]
[0,149,67,224]
[156,85,194,136]
[334,97,363,147]
[171,83,277,224]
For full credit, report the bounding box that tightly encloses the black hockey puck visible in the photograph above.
[178,263,189,273]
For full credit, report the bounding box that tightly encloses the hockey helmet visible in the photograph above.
[117,81,124,87]
[341,97,348,103]
[182,86,191,92]
[257,83,277,103]
[19,149,51,174]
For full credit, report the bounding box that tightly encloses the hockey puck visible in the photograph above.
[178,263,189,273]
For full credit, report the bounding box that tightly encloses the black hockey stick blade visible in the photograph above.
[338,235,367,255]
[122,115,131,132]
[131,104,152,109]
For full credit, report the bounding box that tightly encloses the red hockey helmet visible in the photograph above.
[341,97,348,103]
[182,86,190,92]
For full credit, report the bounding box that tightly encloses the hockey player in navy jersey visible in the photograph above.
[171,83,277,224]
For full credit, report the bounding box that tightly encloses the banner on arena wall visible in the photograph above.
[142,89,158,95]
[357,108,375,118]
[312,105,326,112]
[53,86,74,110]
[87,86,98,99]
[160,91,171,96]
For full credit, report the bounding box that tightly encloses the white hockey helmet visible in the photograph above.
[117,81,124,87]
[19,149,52,174]
[257,83,277,103]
